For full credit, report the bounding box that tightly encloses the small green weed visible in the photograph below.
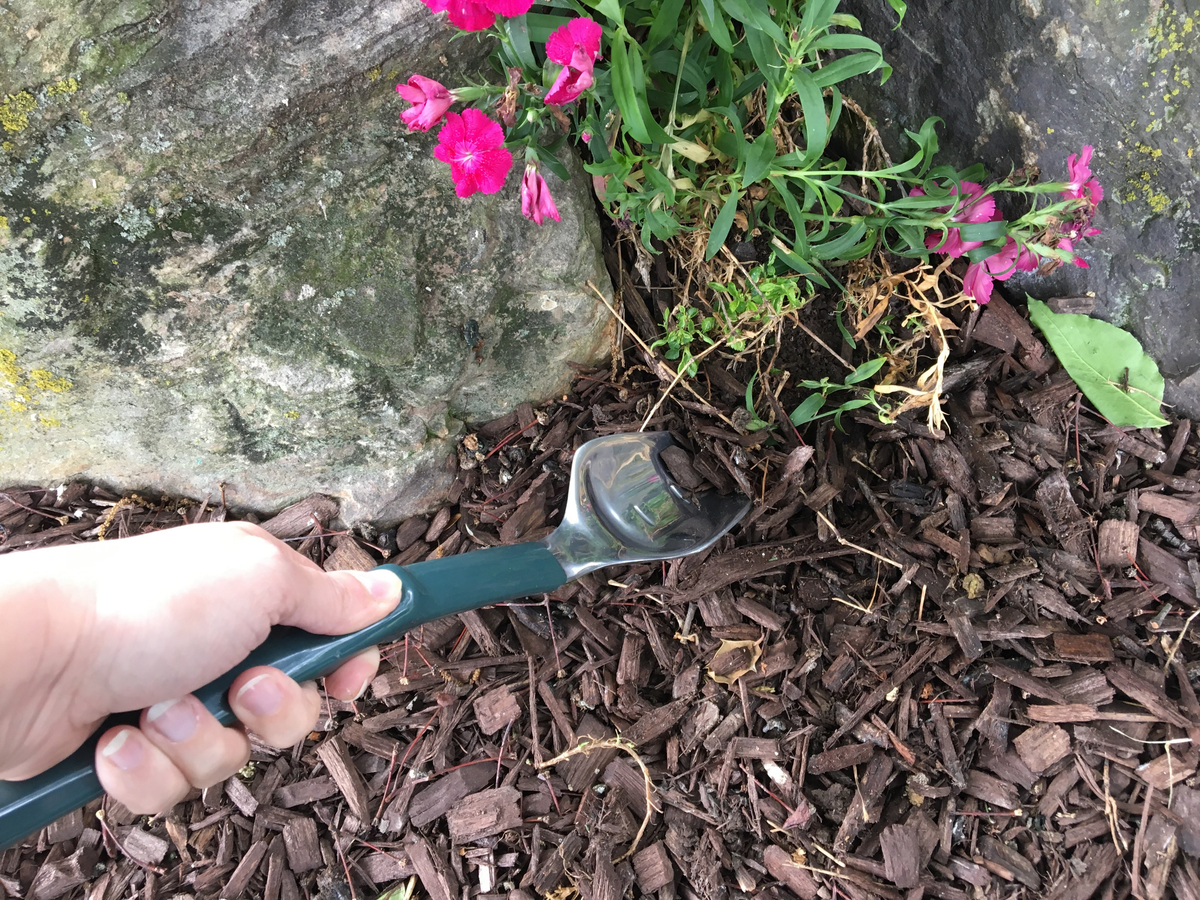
[789,356,885,430]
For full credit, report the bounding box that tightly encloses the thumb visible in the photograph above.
[278,567,404,635]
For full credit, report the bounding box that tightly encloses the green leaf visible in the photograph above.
[539,151,570,181]
[811,220,869,260]
[705,189,742,260]
[745,25,785,92]
[526,12,575,41]
[647,0,689,51]
[810,34,883,52]
[610,36,670,144]
[582,0,623,23]
[503,16,537,71]
[789,393,826,425]
[955,219,1008,242]
[845,356,886,384]
[799,0,840,41]
[811,50,885,88]
[791,67,827,166]
[887,0,907,26]
[1027,297,1170,428]
[697,0,734,52]
[964,240,1006,263]
[743,129,776,185]
[745,371,759,415]
[717,0,786,43]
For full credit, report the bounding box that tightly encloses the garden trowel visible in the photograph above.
[0,431,749,847]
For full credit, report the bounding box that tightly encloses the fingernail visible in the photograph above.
[350,569,403,605]
[236,674,283,717]
[352,675,372,702]
[101,729,144,771]
[146,698,198,743]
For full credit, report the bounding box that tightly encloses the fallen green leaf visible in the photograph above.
[1027,296,1169,429]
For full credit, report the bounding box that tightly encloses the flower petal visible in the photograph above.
[485,0,534,15]
[444,0,494,30]
[474,147,514,194]
[962,262,994,304]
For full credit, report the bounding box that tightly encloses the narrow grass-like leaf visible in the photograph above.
[791,67,827,166]
[743,129,776,185]
[956,219,1008,242]
[697,0,734,52]
[790,393,826,425]
[504,16,537,71]
[1027,297,1169,428]
[705,189,742,260]
[717,0,786,43]
[647,0,689,51]
[845,356,886,384]
[811,51,885,87]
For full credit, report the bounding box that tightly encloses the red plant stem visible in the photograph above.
[485,418,543,460]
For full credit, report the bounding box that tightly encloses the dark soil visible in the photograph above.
[4,236,1200,900]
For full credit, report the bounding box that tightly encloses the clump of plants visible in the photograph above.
[392,0,1165,431]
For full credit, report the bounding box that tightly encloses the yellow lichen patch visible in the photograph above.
[0,91,37,133]
[284,409,300,419]
[366,66,382,82]
[0,216,7,231]
[0,349,72,425]
[46,76,79,96]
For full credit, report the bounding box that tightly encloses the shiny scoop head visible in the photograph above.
[542,432,751,580]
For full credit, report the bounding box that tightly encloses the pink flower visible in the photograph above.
[433,109,514,198]
[916,181,997,258]
[1015,244,1040,272]
[420,0,532,31]
[520,165,561,225]
[962,238,1020,305]
[1063,145,1103,208]
[396,75,454,132]
[1057,237,1090,268]
[544,18,603,105]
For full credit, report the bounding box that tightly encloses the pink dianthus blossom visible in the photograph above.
[1063,145,1103,208]
[544,18,603,105]
[962,238,1022,305]
[520,165,561,225]
[433,109,514,198]
[913,181,997,258]
[396,75,454,132]
[420,0,533,32]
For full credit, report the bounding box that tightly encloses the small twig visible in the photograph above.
[497,720,513,789]
[538,736,660,861]
[1164,607,1200,671]
[1132,783,1154,899]
[815,510,903,570]
[0,492,69,524]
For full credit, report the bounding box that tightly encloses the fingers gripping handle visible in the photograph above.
[0,542,568,849]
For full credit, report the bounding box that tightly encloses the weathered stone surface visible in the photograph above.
[0,0,613,525]
[842,0,1200,416]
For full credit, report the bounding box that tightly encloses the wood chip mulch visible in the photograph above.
[4,284,1200,900]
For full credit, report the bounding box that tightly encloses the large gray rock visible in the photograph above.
[841,0,1200,417]
[0,0,612,525]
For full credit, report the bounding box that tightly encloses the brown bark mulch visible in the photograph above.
[4,248,1200,900]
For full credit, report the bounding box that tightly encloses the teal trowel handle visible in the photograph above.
[0,541,567,850]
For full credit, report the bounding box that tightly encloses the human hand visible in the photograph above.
[0,521,401,814]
